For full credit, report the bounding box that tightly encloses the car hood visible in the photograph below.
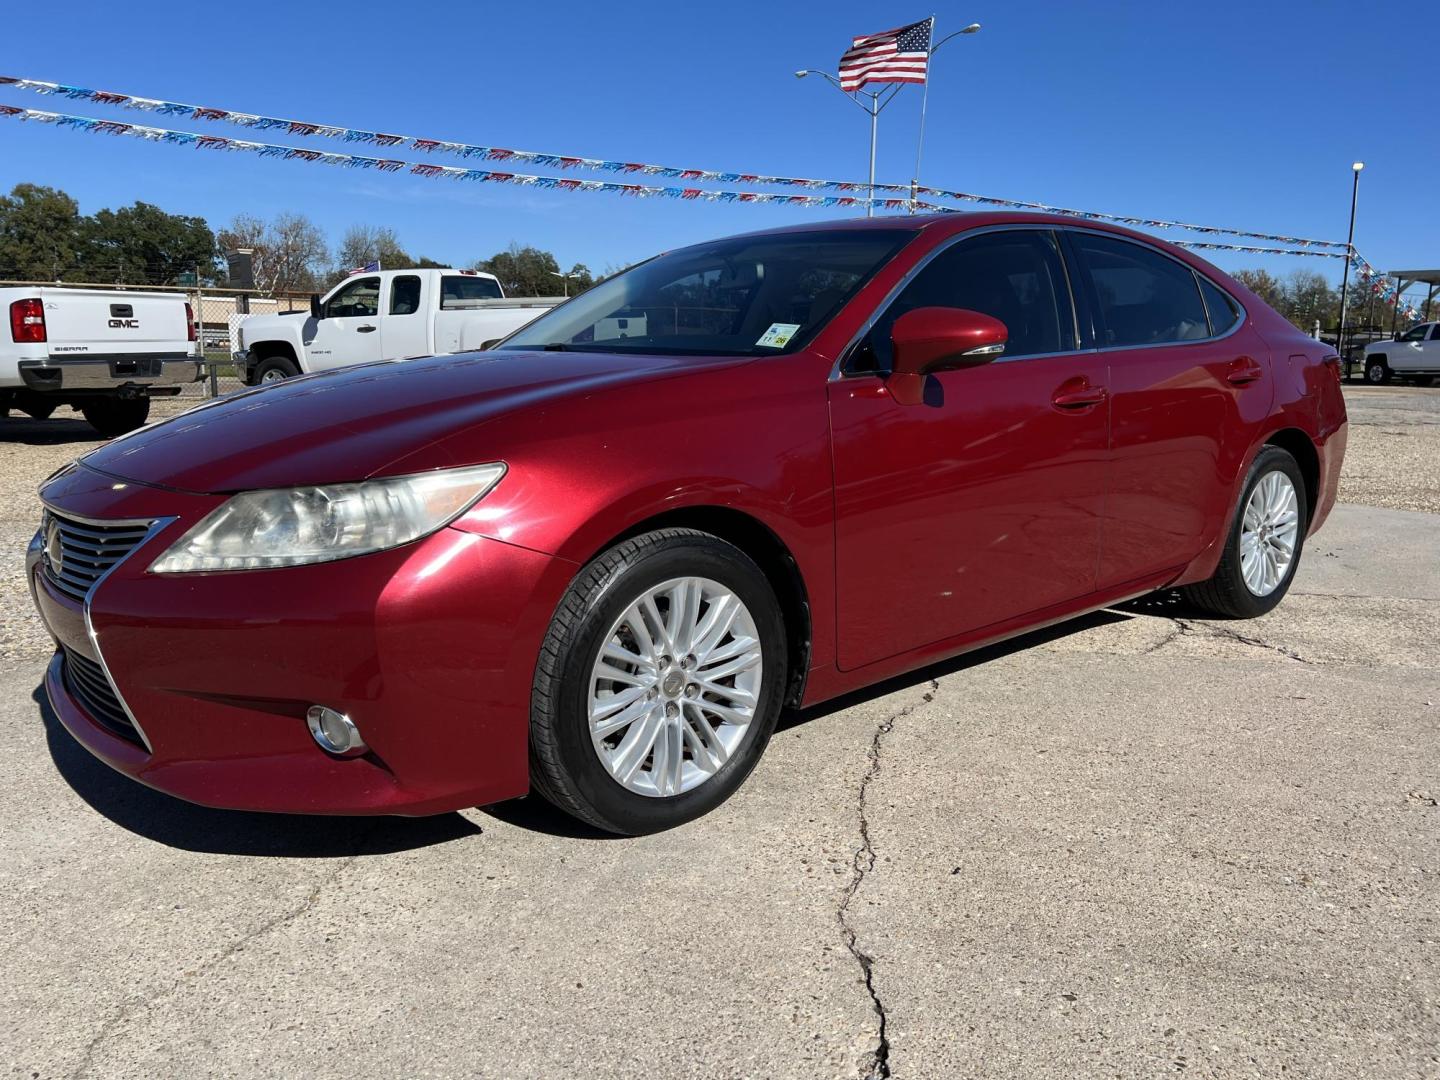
[239,310,308,336]
[82,350,744,494]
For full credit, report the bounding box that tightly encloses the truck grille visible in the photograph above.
[60,646,143,746]
[41,510,152,602]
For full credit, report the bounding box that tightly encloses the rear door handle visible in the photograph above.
[357,324,378,334]
[1051,383,1108,410]
[1225,356,1264,385]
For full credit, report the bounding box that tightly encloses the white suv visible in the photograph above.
[1362,322,1440,385]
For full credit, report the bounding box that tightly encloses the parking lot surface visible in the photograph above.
[2,386,1437,1078]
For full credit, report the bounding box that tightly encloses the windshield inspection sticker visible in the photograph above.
[756,323,802,349]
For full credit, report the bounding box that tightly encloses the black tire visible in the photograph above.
[1364,356,1390,384]
[20,401,56,420]
[530,528,787,835]
[1182,445,1308,619]
[255,355,300,384]
[80,397,150,438]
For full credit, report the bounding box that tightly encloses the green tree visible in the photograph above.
[0,183,85,280]
[80,201,219,286]
[1231,268,1284,311]
[473,244,593,297]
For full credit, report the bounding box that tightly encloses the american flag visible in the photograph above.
[350,259,381,275]
[838,18,933,92]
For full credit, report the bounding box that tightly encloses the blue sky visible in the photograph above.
[1,0,1433,288]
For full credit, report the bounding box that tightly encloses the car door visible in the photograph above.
[1390,323,1432,373]
[308,276,385,371]
[829,228,1107,672]
[1064,231,1273,589]
[381,274,431,359]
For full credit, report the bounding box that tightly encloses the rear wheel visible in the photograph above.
[255,355,300,384]
[80,397,150,438]
[530,528,787,835]
[1364,356,1391,384]
[1182,445,1307,618]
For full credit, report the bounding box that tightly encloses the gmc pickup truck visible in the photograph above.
[1361,321,1440,385]
[234,268,562,384]
[2,287,200,436]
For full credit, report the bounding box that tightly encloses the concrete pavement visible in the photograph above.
[1,502,1436,1079]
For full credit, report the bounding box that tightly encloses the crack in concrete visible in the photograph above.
[1293,590,1440,603]
[1147,617,1317,665]
[67,831,377,1080]
[839,679,938,1080]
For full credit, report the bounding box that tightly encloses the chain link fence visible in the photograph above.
[0,279,312,402]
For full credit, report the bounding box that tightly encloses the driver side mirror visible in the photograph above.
[887,307,1008,405]
[310,293,324,319]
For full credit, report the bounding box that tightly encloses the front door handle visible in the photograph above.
[1225,356,1264,385]
[1051,381,1108,410]
[357,324,378,334]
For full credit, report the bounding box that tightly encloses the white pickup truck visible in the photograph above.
[1361,321,1440,385]
[1,287,200,436]
[234,268,562,384]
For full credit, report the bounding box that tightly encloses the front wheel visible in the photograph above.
[80,397,150,438]
[1364,357,1391,384]
[529,528,787,835]
[1182,445,1307,618]
[255,355,300,384]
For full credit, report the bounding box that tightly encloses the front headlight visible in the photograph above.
[149,462,506,573]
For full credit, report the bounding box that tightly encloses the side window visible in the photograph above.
[1198,276,1241,337]
[440,275,504,308]
[1399,324,1428,342]
[390,275,421,316]
[1430,325,1440,341]
[325,277,381,319]
[857,230,1075,373]
[1072,234,1209,347]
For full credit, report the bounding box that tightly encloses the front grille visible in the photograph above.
[41,510,152,602]
[60,646,143,746]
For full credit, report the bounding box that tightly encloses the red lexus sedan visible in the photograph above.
[29,213,1347,834]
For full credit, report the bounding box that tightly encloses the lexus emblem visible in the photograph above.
[44,518,63,576]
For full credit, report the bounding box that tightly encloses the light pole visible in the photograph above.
[550,270,578,298]
[1336,161,1363,362]
[794,69,906,217]
[911,21,981,212]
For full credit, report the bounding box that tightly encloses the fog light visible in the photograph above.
[306,706,367,757]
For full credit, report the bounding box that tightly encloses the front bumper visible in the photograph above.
[20,355,202,390]
[231,349,255,385]
[31,463,574,816]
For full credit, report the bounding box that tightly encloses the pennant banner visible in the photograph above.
[913,188,1347,249]
[0,106,906,210]
[0,74,1347,250]
[0,76,905,195]
[1353,254,1423,323]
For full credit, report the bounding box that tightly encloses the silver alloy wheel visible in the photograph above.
[588,576,763,798]
[1240,470,1300,597]
[259,368,287,384]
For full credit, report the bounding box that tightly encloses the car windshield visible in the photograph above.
[497,229,913,357]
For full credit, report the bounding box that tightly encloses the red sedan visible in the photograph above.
[29,213,1347,834]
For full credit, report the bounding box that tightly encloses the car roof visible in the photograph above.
[709,209,1181,246]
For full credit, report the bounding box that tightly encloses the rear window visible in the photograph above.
[440,275,503,308]
[1198,277,1241,336]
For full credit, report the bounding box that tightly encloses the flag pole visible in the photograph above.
[910,15,936,215]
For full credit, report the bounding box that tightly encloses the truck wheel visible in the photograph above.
[255,356,300,384]
[81,398,151,438]
[1364,357,1390,385]
[20,401,57,420]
